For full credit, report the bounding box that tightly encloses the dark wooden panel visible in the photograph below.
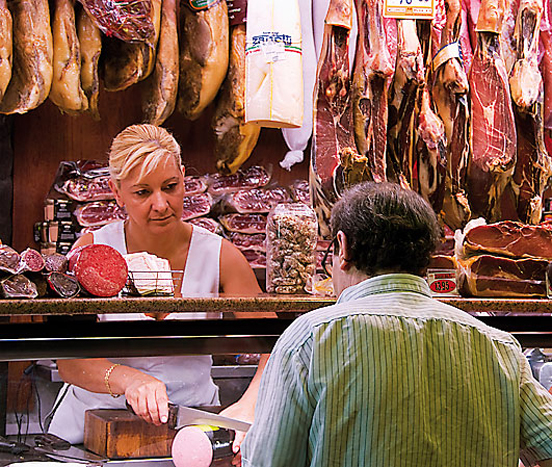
[12,85,308,251]
[0,116,13,245]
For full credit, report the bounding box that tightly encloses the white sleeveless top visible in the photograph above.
[48,221,222,444]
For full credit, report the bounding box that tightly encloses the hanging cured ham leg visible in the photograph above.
[387,20,425,190]
[49,0,88,114]
[509,0,552,223]
[103,0,161,92]
[310,0,360,238]
[351,0,394,183]
[540,0,552,132]
[212,25,260,175]
[77,6,101,120]
[177,0,229,121]
[0,0,11,102]
[0,0,52,114]
[468,0,517,222]
[142,0,179,125]
[432,0,472,229]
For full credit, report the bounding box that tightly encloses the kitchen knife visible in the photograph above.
[31,444,107,463]
[167,403,251,432]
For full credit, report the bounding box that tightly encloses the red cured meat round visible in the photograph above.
[68,244,128,297]
[21,248,46,273]
[171,426,213,467]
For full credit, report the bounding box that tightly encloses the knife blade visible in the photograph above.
[168,403,251,432]
[32,445,107,463]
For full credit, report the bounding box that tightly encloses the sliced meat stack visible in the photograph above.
[458,221,552,297]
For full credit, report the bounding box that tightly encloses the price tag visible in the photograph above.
[426,269,459,296]
[383,0,435,20]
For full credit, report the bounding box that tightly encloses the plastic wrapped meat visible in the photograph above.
[74,200,126,228]
[219,213,267,234]
[79,0,155,43]
[62,175,113,202]
[1,275,38,298]
[242,249,266,268]
[183,175,208,196]
[0,245,21,274]
[187,217,223,235]
[227,232,266,252]
[290,179,310,204]
[458,254,547,297]
[182,193,213,221]
[227,187,291,214]
[208,166,270,196]
[47,272,80,298]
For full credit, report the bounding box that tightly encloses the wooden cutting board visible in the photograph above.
[84,409,177,459]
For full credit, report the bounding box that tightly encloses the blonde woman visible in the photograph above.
[48,124,264,455]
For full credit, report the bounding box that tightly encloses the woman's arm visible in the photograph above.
[57,358,170,425]
[219,239,262,295]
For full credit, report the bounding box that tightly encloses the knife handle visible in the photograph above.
[125,400,178,428]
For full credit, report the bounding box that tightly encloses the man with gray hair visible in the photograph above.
[242,182,552,467]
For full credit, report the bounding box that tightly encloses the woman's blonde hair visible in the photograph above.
[109,124,182,182]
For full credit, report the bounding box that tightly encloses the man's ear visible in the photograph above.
[336,231,353,271]
[108,179,124,208]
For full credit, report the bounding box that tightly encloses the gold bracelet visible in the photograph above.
[104,363,121,398]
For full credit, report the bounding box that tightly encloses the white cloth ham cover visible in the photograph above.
[245,0,303,129]
[280,0,317,170]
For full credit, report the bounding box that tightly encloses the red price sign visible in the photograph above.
[426,269,458,296]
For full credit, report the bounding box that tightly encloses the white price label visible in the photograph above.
[384,0,435,19]
[426,269,459,296]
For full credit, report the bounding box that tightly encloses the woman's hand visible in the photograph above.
[219,400,255,466]
[123,372,170,426]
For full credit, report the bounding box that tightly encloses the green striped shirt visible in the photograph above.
[242,274,552,467]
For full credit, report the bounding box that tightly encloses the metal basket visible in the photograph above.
[124,270,184,296]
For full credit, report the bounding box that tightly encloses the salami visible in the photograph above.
[68,244,128,297]
[47,272,80,298]
[44,252,68,273]
[20,248,45,273]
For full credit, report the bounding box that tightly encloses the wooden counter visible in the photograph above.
[0,295,552,362]
[0,295,552,316]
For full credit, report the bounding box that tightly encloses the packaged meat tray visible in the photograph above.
[74,200,127,227]
[219,213,267,234]
[208,165,271,196]
[225,187,291,214]
[182,193,213,221]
